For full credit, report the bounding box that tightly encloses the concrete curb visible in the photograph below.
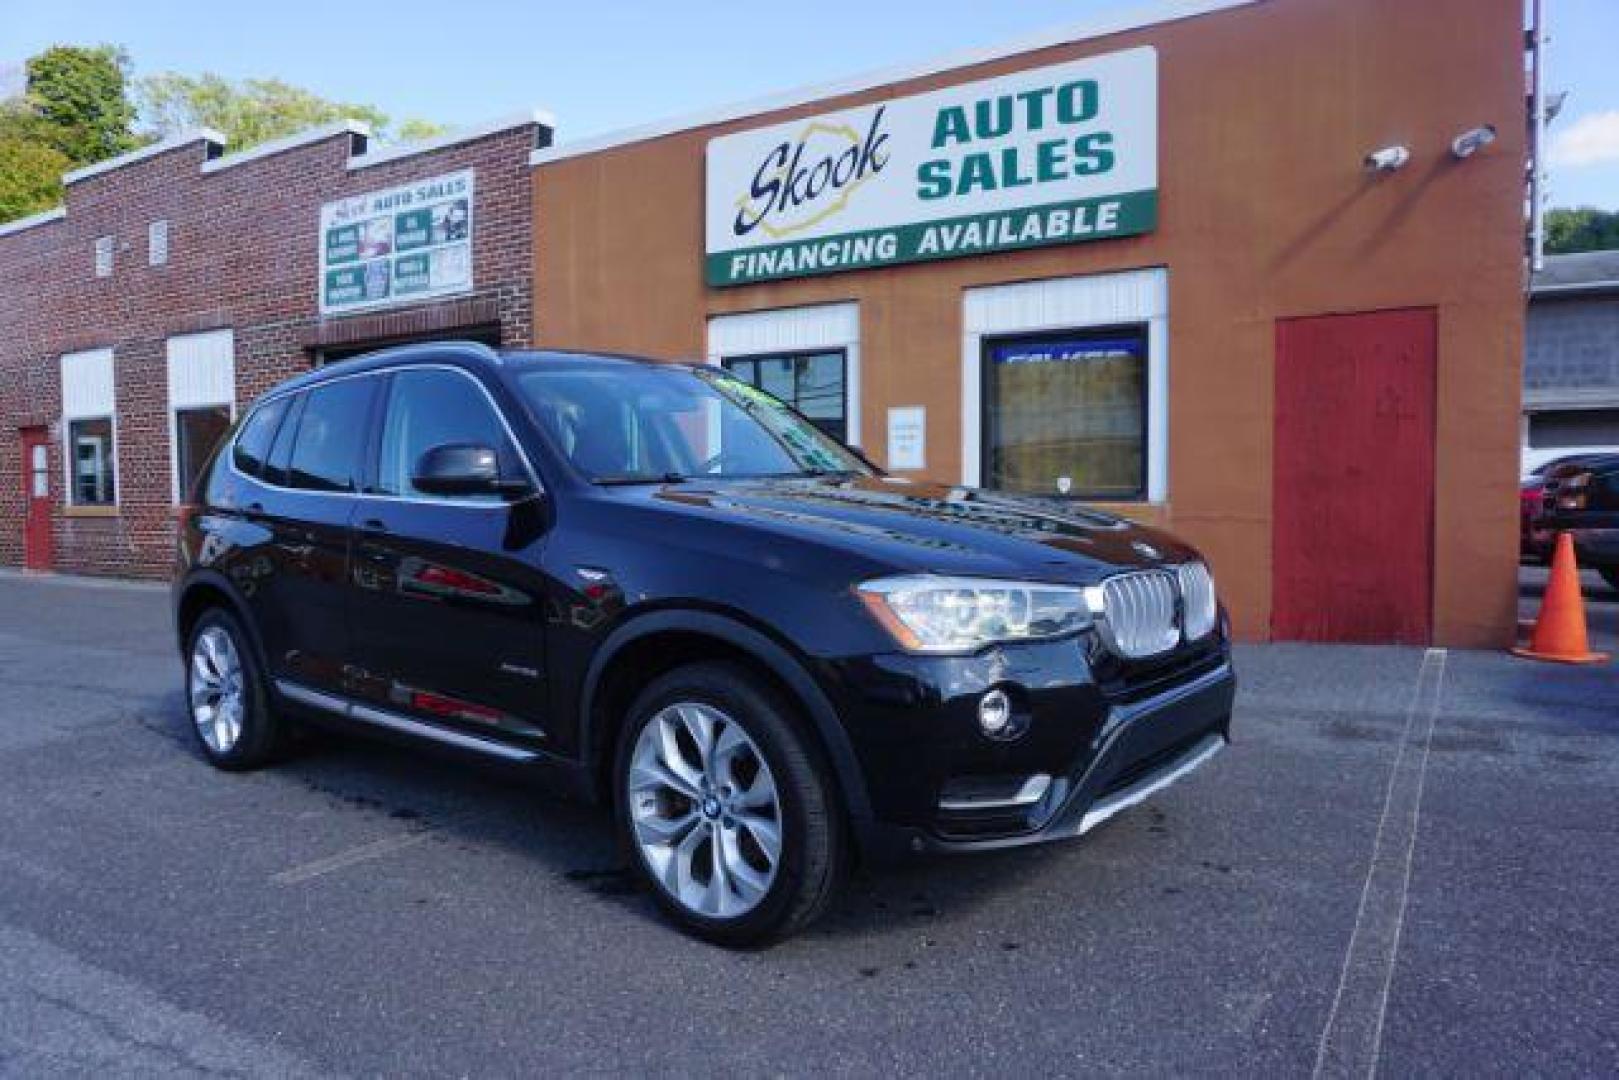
[0,569,167,593]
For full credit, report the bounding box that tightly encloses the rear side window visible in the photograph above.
[263,392,306,487]
[375,368,520,501]
[232,396,290,479]
[287,379,375,492]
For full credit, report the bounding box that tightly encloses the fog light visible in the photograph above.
[979,688,1017,739]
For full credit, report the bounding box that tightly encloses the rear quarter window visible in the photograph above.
[231,396,290,479]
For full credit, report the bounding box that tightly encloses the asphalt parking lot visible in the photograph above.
[0,571,1615,1077]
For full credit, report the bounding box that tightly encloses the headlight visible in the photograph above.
[856,575,1092,653]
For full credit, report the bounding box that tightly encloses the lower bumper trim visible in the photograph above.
[1075,733,1224,835]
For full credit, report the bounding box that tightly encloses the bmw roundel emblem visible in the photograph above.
[1132,540,1161,560]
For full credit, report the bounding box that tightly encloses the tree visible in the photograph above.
[0,119,71,221]
[137,72,445,150]
[396,117,450,143]
[0,45,447,225]
[1546,206,1619,255]
[24,45,139,164]
[0,45,139,222]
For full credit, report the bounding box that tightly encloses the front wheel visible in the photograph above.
[614,662,847,945]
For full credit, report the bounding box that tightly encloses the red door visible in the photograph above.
[1272,309,1436,644]
[20,427,52,570]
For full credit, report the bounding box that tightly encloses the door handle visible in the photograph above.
[245,500,264,514]
[359,518,389,533]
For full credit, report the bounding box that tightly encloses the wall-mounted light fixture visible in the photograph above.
[1450,125,1497,160]
[1363,145,1411,173]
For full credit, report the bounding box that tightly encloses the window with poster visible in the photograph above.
[981,326,1148,501]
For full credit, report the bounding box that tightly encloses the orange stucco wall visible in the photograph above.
[532,0,1526,648]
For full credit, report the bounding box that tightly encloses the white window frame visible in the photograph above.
[706,302,862,447]
[149,220,169,266]
[166,330,237,504]
[60,348,118,508]
[94,235,114,278]
[962,268,1169,503]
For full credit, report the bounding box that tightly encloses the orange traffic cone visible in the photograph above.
[1512,532,1609,664]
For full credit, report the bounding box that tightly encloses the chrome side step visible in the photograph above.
[1077,734,1225,835]
[275,680,539,764]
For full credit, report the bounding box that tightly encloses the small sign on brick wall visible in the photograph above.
[887,406,926,471]
[318,169,474,316]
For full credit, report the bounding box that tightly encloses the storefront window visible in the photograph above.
[69,417,116,506]
[722,351,846,441]
[982,328,1147,500]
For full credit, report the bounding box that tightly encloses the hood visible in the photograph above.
[629,475,1199,583]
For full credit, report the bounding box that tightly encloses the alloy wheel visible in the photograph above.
[190,626,245,754]
[628,702,783,919]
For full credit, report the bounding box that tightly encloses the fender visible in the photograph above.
[580,609,875,829]
[173,569,273,684]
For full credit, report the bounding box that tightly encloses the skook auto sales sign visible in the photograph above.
[705,47,1156,287]
[320,169,474,315]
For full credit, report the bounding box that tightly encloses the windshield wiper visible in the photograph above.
[594,472,690,486]
[794,468,862,479]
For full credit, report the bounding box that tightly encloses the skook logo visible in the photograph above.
[733,107,890,239]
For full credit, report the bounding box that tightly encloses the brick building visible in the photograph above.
[0,113,549,578]
[1523,251,1619,472]
[532,0,1529,647]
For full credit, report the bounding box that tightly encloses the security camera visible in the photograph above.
[1364,145,1411,173]
[1450,125,1497,159]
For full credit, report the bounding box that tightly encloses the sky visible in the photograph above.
[3,0,1616,209]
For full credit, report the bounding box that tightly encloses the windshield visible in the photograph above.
[515,364,873,483]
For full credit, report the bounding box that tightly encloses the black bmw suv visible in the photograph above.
[175,342,1235,943]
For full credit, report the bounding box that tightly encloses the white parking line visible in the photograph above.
[271,830,432,886]
[1312,647,1448,1080]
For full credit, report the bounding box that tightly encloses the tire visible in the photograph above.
[1600,568,1619,593]
[184,608,287,771]
[613,661,847,945]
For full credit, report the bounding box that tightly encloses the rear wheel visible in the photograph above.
[614,662,846,945]
[185,608,286,770]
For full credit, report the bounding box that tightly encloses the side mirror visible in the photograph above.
[412,443,524,497]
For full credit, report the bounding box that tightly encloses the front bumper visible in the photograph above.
[912,657,1232,853]
[835,633,1236,858]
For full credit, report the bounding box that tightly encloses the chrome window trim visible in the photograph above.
[226,362,544,510]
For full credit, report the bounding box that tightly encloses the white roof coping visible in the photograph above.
[63,127,228,185]
[0,206,66,238]
[202,119,373,174]
[350,108,555,171]
[531,0,1258,165]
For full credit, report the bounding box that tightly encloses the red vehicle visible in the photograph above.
[1521,474,1553,563]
